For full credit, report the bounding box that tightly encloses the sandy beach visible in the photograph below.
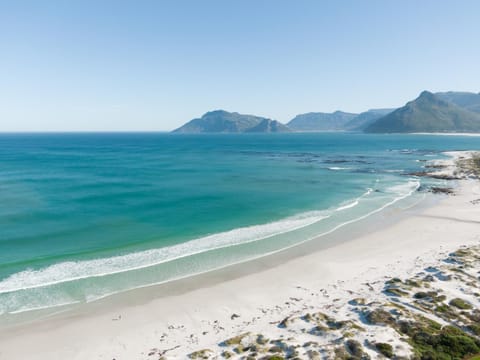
[1,152,480,359]
[2,1,480,357]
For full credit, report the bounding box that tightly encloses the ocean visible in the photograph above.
[0,132,478,318]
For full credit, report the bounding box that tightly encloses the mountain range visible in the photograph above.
[172,91,480,133]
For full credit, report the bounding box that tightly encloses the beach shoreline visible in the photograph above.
[1,152,479,359]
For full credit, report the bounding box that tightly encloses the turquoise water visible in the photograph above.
[0,132,478,316]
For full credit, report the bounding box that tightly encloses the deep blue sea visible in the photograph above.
[0,132,478,317]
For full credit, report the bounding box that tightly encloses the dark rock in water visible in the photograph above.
[430,174,459,180]
[324,159,349,164]
[405,171,458,180]
[417,185,428,192]
[424,164,447,169]
[430,187,454,195]
[405,171,428,177]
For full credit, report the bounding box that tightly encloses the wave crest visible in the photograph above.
[0,210,331,294]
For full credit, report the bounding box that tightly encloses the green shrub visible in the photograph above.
[375,342,393,358]
[409,325,480,360]
[450,298,472,310]
[405,279,422,287]
[365,309,395,326]
[345,339,364,357]
[414,291,446,302]
[414,292,429,299]
[385,278,402,285]
[468,324,480,336]
[436,304,450,313]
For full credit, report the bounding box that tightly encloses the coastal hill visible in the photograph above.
[365,91,480,133]
[172,110,290,133]
[344,108,394,130]
[436,91,480,113]
[287,111,357,131]
[287,109,395,132]
[244,118,290,133]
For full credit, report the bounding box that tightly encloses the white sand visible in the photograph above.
[0,153,479,359]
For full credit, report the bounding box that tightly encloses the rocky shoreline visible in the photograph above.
[409,151,480,182]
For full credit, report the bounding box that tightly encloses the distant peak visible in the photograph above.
[203,109,230,116]
[418,90,435,99]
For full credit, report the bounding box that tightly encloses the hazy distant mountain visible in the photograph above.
[344,109,395,131]
[436,91,480,113]
[365,91,480,133]
[172,110,290,133]
[287,111,358,131]
[244,118,291,133]
[173,91,480,134]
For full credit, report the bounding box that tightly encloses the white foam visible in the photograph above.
[336,200,359,211]
[7,300,81,315]
[0,182,420,315]
[386,180,420,195]
[0,210,332,294]
[335,188,372,212]
[72,181,422,307]
[328,167,350,170]
[0,186,378,295]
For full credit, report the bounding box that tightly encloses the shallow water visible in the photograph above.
[0,132,477,316]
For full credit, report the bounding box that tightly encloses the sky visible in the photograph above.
[0,0,479,131]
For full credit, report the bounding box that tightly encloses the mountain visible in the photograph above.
[435,91,480,113]
[365,91,480,133]
[344,108,395,131]
[287,111,358,131]
[244,118,291,133]
[172,110,290,133]
[172,90,480,134]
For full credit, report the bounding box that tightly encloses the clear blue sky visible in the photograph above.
[1,0,479,131]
